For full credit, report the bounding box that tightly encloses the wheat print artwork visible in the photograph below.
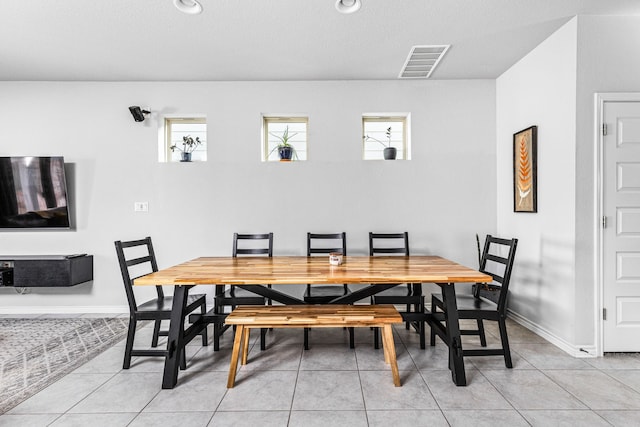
[513,126,537,212]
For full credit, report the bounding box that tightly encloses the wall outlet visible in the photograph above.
[134,202,149,212]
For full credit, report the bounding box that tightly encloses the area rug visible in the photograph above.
[0,317,130,414]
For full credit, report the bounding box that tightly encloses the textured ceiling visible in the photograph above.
[1,0,639,81]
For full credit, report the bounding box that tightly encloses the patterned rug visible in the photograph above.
[0,317,130,414]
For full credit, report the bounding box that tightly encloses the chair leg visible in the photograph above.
[180,348,187,370]
[349,327,355,349]
[213,322,221,351]
[304,328,309,350]
[477,319,487,347]
[151,319,162,347]
[123,316,137,369]
[373,327,380,349]
[498,317,513,368]
[405,303,411,329]
[429,296,437,346]
[201,304,208,346]
[260,328,267,351]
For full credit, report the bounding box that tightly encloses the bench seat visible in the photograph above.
[225,304,403,387]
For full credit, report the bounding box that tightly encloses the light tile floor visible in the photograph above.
[2,316,640,426]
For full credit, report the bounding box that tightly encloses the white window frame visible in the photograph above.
[362,114,410,160]
[262,116,309,162]
[159,116,207,163]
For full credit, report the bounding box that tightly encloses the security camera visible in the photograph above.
[129,106,151,122]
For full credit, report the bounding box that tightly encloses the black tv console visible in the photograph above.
[0,255,93,287]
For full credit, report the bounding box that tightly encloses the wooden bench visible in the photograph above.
[225,304,403,388]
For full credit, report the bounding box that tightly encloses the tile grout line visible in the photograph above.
[474,362,532,426]
[352,336,370,426]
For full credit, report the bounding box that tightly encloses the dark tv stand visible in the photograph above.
[0,255,93,287]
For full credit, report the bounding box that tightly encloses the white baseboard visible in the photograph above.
[507,309,597,358]
[0,306,129,315]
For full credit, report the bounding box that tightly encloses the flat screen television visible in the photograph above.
[0,156,71,229]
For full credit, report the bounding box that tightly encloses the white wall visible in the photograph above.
[574,15,640,345]
[0,80,496,312]
[496,19,578,344]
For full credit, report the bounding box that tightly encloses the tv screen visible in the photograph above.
[0,156,71,229]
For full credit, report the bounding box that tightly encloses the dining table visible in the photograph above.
[134,255,492,389]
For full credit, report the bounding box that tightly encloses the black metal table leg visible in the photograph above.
[162,285,188,389]
[440,282,467,386]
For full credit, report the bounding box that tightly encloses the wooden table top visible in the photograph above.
[134,255,492,286]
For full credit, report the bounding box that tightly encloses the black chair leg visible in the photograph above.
[260,328,267,350]
[498,317,513,368]
[304,328,309,350]
[373,327,380,349]
[419,320,426,349]
[349,327,355,349]
[123,316,137,369]
[477,319,487,347]
[405,304,411,329]
[180,348,186,370]
[213,322,221,351]
[151,319,162,347]
[200,304,208,346]
[429,296,437,346]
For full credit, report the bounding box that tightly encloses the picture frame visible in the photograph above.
[513,125,537,213]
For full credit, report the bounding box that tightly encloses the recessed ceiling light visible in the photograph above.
[399,45,450,79]
[335,0,361,14]
[173,0,203,15]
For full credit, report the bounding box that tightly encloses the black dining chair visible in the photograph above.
[370,232,426,349]
[213,233,272,350]
[114,237,208,370]
[303,232,354,350]
[430,235,518,367]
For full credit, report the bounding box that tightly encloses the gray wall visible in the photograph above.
[0,80,496,312]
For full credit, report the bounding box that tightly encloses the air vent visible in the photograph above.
[399,45,450,79]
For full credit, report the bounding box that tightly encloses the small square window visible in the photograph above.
[263,117,308,162]
[362,116,409,160]
[162,117,207,162]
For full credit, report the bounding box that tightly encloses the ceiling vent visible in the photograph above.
[399,45,450,79]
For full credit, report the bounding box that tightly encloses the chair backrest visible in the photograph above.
[369,232,409,256]
[114,236,163,314]
[232,233,273,257]
[476,235,518,312]
[307,232,347,256]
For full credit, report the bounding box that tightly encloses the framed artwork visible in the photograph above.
[513,125,537,213]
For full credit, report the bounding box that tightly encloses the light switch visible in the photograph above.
[134,202,149,212]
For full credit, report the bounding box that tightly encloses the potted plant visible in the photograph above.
[269,126,298,161]
[170,135,202,162]
[364,126,397,160]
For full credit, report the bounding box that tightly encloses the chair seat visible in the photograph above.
[216,287,266,306]
[373,285,411,298]
[137,293,207,313]
[304,285,349,302]
[432,293,498,312]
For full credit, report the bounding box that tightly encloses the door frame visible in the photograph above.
[595,92,640,356]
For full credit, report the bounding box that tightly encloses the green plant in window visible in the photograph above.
[170,135,202,154]
[269,126,299,161]
[364,126,393,148]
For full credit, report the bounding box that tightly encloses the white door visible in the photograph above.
[603,101,640,352]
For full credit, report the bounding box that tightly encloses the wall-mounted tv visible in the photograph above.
[0,157,71,229]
